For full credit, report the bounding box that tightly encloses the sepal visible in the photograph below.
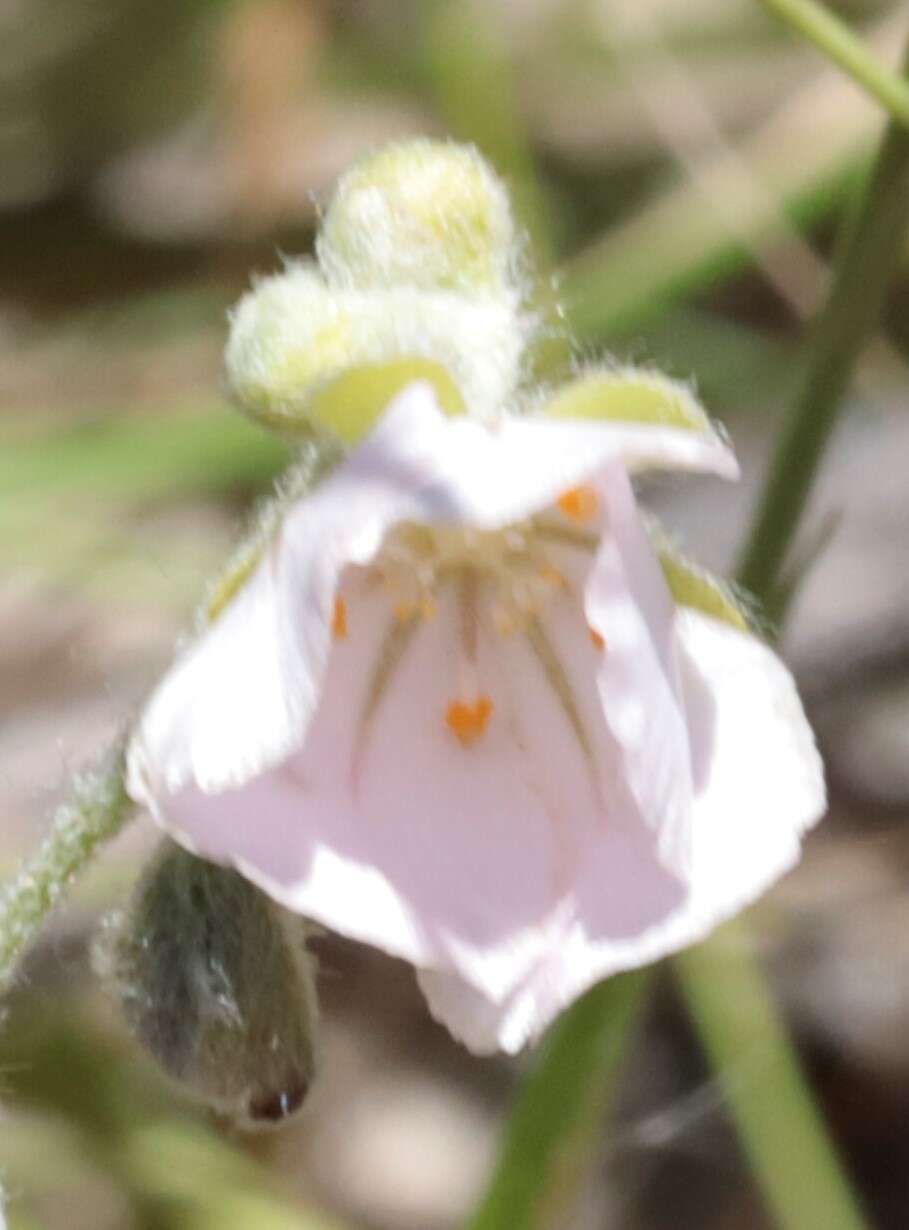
[541,368,715,435]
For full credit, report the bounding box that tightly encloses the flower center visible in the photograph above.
[343,488,602,752]
[373,520,575,638]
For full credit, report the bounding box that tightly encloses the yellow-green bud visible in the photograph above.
[317,139,518,293]
[225,263,357,426]
[225,263,527,437]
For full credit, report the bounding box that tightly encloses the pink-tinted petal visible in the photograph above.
[421,612,824,1053]
[554,610,824,996]
[586,462,693,877]
[129,389,442,798]
[676,609,826,915]
[417,966,556,1056]
[130,381,735,803]
[138,582,583,1001]
[415,585,685,1054]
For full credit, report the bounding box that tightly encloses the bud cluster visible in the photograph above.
[225,139,534,439]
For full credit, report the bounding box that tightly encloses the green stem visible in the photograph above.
[466,973,648,1230]
[676,922,869,1230]
[0,738,134,993]
[758,0,909,129]
[738,37,909,615]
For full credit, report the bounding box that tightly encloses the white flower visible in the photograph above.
[127,383,825,1055]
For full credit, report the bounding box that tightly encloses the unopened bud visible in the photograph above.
[317,139,519,293]
[225,263,526,433]
[224,262,356,429]
[97,842,318,1128]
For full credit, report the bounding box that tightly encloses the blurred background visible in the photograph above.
[3,0,909,1227]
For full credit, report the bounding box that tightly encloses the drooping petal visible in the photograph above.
[586,462,694,878]
[417,965,553,1056]
[558,609,825,998]
[421,611,824,1053]
[676,608,826,916]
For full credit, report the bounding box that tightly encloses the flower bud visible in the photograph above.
[317,139,518,293]
[96,842,318,1129]
[224,262,356,428]
[225,263,526,434]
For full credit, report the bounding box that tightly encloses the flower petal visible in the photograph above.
[130,382,458,798]
[557,610,825,995]
[586,462,694,878]
[136,581,581,1002]
[419,611,824,1052]
[130,380,735,803]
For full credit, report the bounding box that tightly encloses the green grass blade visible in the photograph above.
[675,921,868,1230]
[0,404,289,503]
[737,35,909,616]
[758,0,909,128]
[466,973,647,1230]
[562,14,907,340]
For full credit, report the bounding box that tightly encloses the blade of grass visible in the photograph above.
[757,0,909,128]
[675,920,869,1230]
[562,12,905,340]
[0,405,289,504]
[466,973,647,1230]
[738,35,909,617]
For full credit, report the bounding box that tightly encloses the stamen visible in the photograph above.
[446,696,494,746]
[557,486,599,522]
[332,596,348,639]
[589,627,605,651]
[539,563,567,589]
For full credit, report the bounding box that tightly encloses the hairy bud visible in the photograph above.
[97,842,318,1129]
[225,263,527,433]
[317,139,519,293]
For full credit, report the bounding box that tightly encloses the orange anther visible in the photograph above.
[539,563,566,588]
[445,696,494,746]
[588,626,606,651]
[557,485,599,522]
[332,596,348,640]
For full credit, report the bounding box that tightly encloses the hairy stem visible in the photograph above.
[0,738,134,993]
